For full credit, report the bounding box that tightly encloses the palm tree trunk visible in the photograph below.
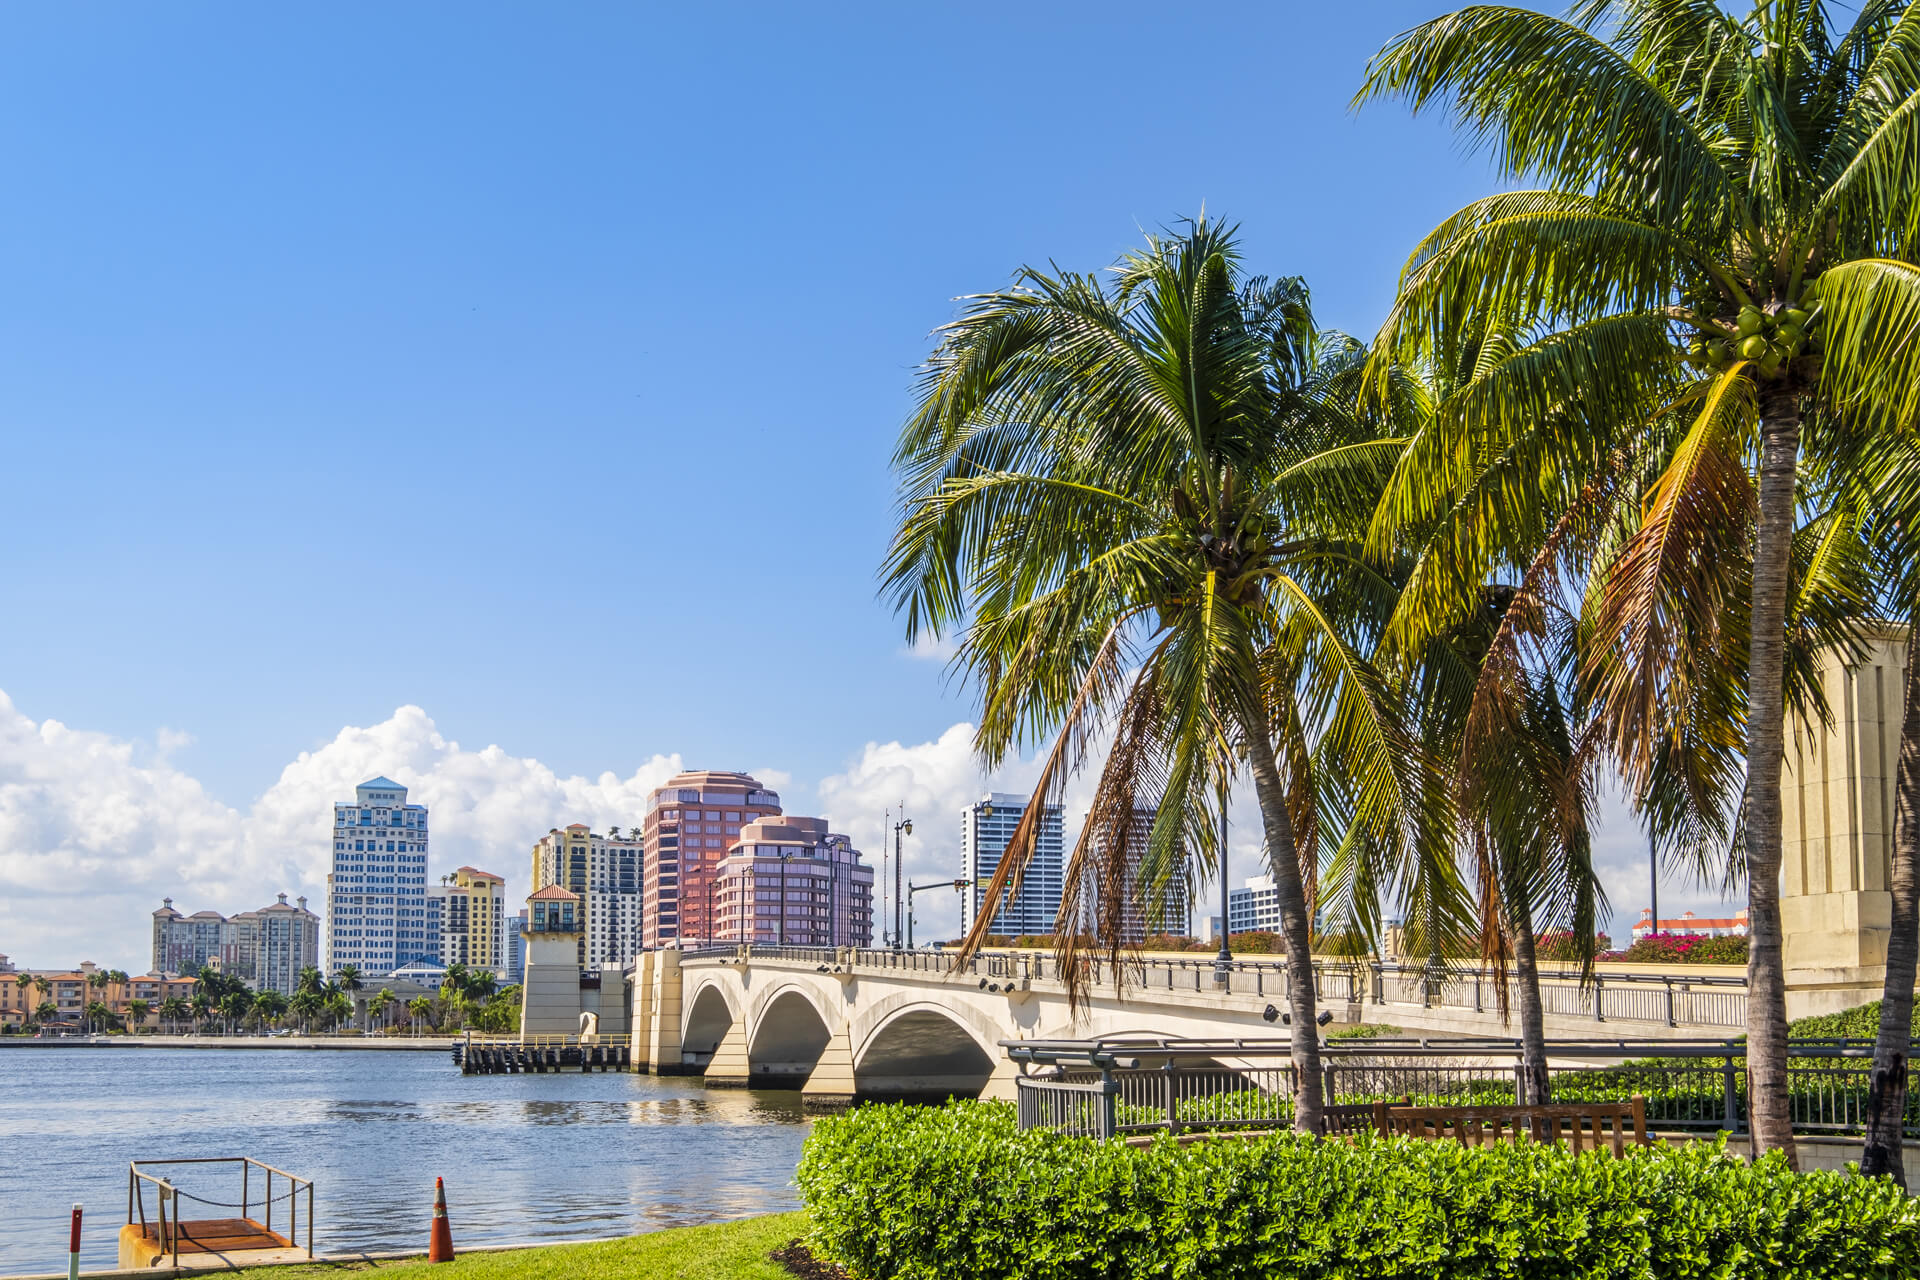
[1745,393,1800,1169]
[1861,631,1920,1184]
[1507,908,1551,1105]
[1243,726,1324,1135]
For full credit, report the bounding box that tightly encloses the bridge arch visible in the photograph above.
[748,985,835,1086]
[853,997,1002,1101]
[682,978,739,1068]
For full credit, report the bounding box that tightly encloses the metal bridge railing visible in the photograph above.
[706,945,1749,1031]
[1003,1036,1920,1141]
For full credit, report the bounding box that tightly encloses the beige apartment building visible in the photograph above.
[439,866,508,974]
[531,824,643,968]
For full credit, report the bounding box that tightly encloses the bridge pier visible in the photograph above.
[704,1020,752,1086]
[800,1023,857,1107]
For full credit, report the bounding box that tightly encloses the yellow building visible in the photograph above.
[442,866,508,975]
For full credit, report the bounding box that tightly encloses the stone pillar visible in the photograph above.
[801,1022,858,1106]
[629,951,654,1072]
[978,1054,1022,1102]
[646,949,687,1074]
[520,930,585,1037]
[1782,626,1904,1017]
[704,1019,753,1086]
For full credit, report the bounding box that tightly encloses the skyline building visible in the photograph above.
[1081,808,1191,942]
[326,776,431,977]
[1227,874,1282,936]
[641,771,782,949]
[710,815,874,946]
[531,824,644,967]
[505,908,526,981]
[440,866,508,974]
[960,792,1065,938]
[150,893,320,994]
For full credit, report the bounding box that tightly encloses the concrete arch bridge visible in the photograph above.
[516,944,1753,1105]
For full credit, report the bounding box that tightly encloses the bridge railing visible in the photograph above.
[1005,1037,1920,1140]
[698,945,1748,1031]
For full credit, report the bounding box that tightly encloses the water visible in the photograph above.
[0,1049,811,1274]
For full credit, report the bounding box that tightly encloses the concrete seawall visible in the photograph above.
[0,1035,454,1050]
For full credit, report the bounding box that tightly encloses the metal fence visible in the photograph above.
[1006,1036,1920,1141]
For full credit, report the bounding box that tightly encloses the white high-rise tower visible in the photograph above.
[326,776,431,977]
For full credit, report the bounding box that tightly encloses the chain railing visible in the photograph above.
[128,1158,313,1265]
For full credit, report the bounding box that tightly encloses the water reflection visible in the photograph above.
[0,1049,812,1272]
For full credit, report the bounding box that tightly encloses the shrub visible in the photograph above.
[798,1100,1920,1280]
[1619,931,1748,965]
[1792,1000,1883,1039]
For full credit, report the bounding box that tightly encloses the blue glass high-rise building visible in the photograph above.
[326,776,432,977]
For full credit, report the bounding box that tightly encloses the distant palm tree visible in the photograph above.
[295,966,324,997]
[407,995,433,1034]
[322,990,352,1031]
[253,989,288,1029]
[335,966,363,1030]
[158,996,187,1035]
[370,988,396,1032]
[35,1000,57,1025]
[220,992,253,1035]
[126,999,151,1034]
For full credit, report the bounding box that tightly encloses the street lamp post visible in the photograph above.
[1215,780,1232,986]
[907,879,969,949]
[891,817,914,949]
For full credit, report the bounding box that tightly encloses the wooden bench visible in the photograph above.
[1372,1096,1651,1155]
[1324,1097,1410,1138]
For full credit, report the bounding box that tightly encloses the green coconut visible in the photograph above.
[1740,334,1771,360]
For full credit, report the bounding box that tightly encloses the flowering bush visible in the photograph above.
[1620,931,1748,965]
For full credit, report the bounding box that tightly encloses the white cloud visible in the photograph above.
[0,692,683,972]
[0,687,1741,974]
[898,633,960,663]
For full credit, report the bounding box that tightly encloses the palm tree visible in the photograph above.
[407,995,434,1034]
[370,988,396,1033]
[335,965,363,1030]
[189,992,213,1032]
[443,962,470,1001]
[884,218,1447,1134]
[158,996,187,1035]
[464,970,497,1002]
[84,1001,114,1034]
[35,1000,57,1025]
[253,989,287,1030]
[126,999,151,1034]
[220,992,253,1035]
[1357,0,1920,1168]
[322,990,352,1031]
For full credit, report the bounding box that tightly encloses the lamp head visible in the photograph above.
[902,819,913,836]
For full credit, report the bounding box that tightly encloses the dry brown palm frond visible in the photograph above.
[1051,665,1178,1013]
[950,623,1127,972]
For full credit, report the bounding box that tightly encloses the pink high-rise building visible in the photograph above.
[711,815,874,946]
[641,770,782,948]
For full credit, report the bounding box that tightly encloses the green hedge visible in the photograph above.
[796,1100,1920,1280]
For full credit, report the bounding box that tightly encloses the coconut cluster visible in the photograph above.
[1688,287,1823,379]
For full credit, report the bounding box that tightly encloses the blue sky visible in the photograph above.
[0,4,1715,965]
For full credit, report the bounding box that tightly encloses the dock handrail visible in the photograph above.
[128,1158,313,1264]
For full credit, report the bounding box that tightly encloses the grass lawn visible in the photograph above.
[243,1214,808,1280]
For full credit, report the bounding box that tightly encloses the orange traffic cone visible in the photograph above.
[428,1177,454,1263]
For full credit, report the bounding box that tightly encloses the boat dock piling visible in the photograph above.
[455,1034,630,1074]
